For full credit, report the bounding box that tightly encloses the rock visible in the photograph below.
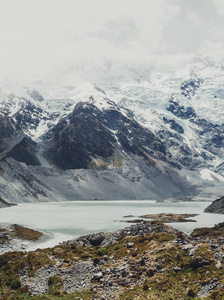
[126,242,135,248]
[139,258,145,266]
[92,272,103,281]
[105,268,111,273]
[92,258,101,265]
[121,269,128,277]
[103,255,108,262]
[182,244,194,251]
[173,267,182,272]
[146,269,155,277]
[216,261,222,270]
[78,233,105,246]
[189,248,196,256]
[205,197,224,214]
[197,278,220,298]
[6,137,41,166]
[153,262,162,271]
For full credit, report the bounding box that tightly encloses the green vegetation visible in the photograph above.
[47,275,64,295]
[0,289,94,300]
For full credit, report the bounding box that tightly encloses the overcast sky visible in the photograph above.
[1,0,224,80]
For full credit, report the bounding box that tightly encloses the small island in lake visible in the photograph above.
[123,213,198,223]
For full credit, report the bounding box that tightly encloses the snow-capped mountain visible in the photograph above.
[0,55,224,203]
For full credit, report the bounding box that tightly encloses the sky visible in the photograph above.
[0,0,224,81]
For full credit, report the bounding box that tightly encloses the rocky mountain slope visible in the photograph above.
[0,55,224,202]
[205,196,224,214]
[0,157,189,203]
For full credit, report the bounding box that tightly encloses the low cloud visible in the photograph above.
[0,0,223,81]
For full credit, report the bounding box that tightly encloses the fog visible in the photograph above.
[0,0,224,81]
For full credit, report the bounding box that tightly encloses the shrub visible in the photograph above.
[96,248,107,256]
[143,283,149,291]
[187,289,196,298]
[11,278,21,290]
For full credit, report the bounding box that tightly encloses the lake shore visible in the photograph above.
[0,224,54,255]
[0,201,223,254]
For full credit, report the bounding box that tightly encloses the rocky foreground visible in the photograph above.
[0,221,224,299]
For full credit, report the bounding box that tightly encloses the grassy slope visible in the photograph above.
[0,224,223,299]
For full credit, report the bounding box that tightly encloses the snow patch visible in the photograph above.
[200,169,224,182]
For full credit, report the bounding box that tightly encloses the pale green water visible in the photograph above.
[0,201,223,248]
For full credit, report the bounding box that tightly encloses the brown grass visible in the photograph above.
[10,225,42,241]
[191,222,224,238]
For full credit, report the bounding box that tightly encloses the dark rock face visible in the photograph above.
[6,137,41,166]
[104,109,166,155]
[0,114,21,153]
[77,233,105,246]
[205,196,224,214]
[192,119,224,155]
[44,100,169,170]
[180,77,203,98]
[165,92,224,170]
[163,117,184,134]
[167,98,196,119]
[157,128,196,169]
[13,99,43,131]
[44,103,116,169]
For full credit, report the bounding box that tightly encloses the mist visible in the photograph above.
[0,0,224,81]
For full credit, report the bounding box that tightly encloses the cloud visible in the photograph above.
[0,0,223,81]
[91,18,138,49]
[212,0,224,15]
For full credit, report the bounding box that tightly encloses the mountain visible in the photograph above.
[6,137,40,166]
[44,99,175,170]
[0,113,23,155]
[205,196,224,214]
[0,55,224,203]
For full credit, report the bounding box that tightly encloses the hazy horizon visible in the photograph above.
[1,0,224,82]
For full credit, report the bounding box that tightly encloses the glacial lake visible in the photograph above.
[0,201,223,249]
